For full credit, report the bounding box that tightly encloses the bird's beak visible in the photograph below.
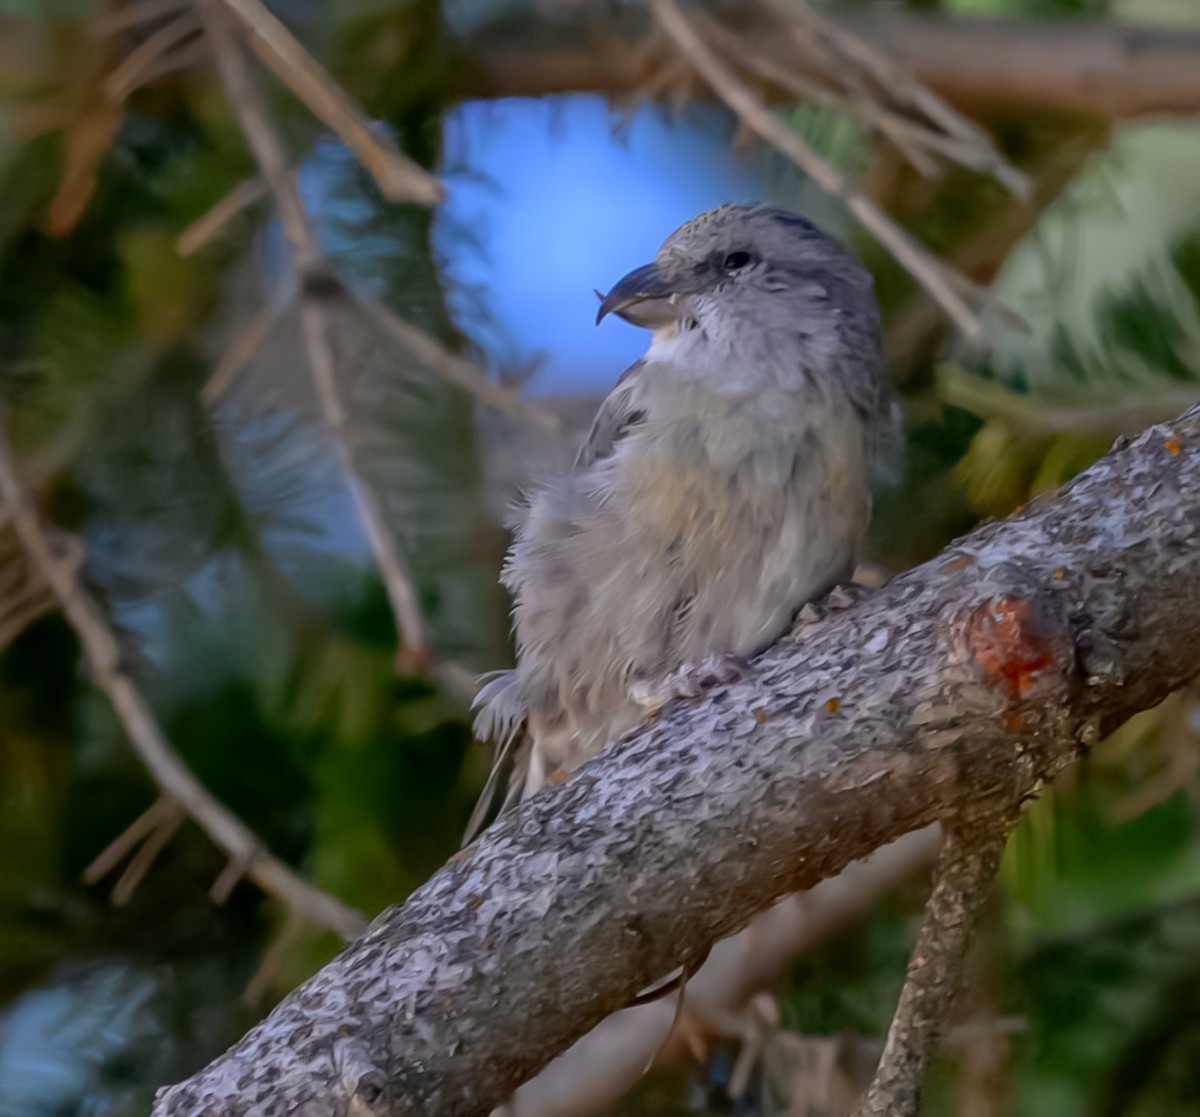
[595,262,687,329]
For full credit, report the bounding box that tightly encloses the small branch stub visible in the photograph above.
[851,821,1008,1117]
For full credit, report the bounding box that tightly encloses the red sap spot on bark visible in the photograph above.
[963,596,1060,699]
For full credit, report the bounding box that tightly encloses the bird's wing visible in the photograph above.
[574,359,647,469]
[465,362,648,844]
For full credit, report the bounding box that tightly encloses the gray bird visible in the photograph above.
[467,202,890,840]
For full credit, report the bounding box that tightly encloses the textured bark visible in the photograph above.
[154,406,1200,1117]
[851,822,1006,1117]
[450,6,1200,121]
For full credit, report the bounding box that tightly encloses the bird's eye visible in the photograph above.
[723,251,752,271]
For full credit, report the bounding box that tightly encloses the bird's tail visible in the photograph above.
[462,671,529,845]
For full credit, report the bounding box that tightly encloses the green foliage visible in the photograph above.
[945,216,1200,516]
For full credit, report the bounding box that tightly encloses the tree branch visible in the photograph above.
[211,0,443,204]
[153,405,1200,1117]
[201,0,434,672]
[452,5,1200,122]
[198,0,549,682]
[851,819,1007,1117]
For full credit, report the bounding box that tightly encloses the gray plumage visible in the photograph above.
[468,202,890,839]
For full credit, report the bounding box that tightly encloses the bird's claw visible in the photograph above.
[629,653,750,720]
[797,579,877,626]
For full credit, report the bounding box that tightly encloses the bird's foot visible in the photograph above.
[797,579,877,626]
[629,653,750,720]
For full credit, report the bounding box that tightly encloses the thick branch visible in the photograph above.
[154,407,1200,1117]
[452,6,1200,121]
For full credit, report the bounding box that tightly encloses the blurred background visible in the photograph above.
[2,0,1200,1114]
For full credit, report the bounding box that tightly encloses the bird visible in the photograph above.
[466,202,890,841]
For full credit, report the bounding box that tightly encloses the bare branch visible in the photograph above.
[198,0,547,679]
[452,6,1200,122]
[352,297,560,430]
[83,794,180,885]
[153,407,1200,1117]
[200,0,432,668]
[210,0,443,205]
[104,8,202,102]
[851,820,1008,1117]
[649,0,988,341]
[111,804,186,905]
[177,175,266,257]
[938,364,1200,437]
[0,408,366,940]
[200,300,280,404]
[92,0,190,38]
[0,504,54,650]
[740,1,1030,198]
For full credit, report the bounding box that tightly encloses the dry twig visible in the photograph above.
[92,0,190,38]
[650,0,987,341]
[700,5,1030,199]
[196,0,547,682]
[199,0,431,670]
[200,301,282,404]
[353,297,559,430]
[0,504,55,650]
[213,0,443,205]
[0,406,366,939]
[177,175,267,257]
[104,8,202,102]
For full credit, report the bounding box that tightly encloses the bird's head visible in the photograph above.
[595,203,874,336]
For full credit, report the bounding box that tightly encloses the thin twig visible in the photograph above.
[84,794,178,884]
[201,302,281,403]
[112,806,185,904]
[0,408,366,940]
[211,848,253,904]
[243,910,308,1006]
[307,300,432,667]
[651,0,986,341]
[104,9,201,102]
[0,508,54,651]
[212,0,444,205]
[177,175,267,256]
[768,0,1019,168]
[125,35,212,95]
[92,0,190,37]
[851,821,1008,1117]
[0,587,55,651]
[694,11,940,177]
[704,1,1031,198]
[353,297,559,430]
[200,0,431,668]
